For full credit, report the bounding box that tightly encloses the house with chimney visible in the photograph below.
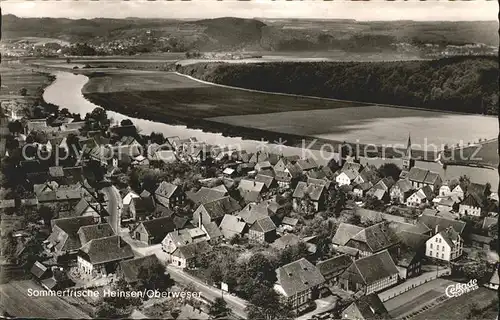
[77,223,115,247]
[154,182,185,209]
[219,214,247,240]
[274,258,325,313]
[353,182,374,198]
[353,166,379,186]
[425,227,463,261]
[418,214,466,236]
[344,222,401,257]
[77,235,134,276]
[336,169,359,187]
[402,167,442,191]
[238,179,266,204]
[339,250,399,295]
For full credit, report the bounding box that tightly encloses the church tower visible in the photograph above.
[402,134,415,171]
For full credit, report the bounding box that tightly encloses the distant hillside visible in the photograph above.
[178,56,499,115]
[1,15,266,51]
[2,15,498,52]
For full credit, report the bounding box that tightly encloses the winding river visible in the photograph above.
[43,71,499,192]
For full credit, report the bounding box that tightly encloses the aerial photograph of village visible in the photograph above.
[0,1,498,319]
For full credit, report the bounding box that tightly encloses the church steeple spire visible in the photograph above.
[406,134,412,159]
[403,133,415,171]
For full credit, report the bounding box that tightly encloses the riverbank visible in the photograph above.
[42,71,499,191]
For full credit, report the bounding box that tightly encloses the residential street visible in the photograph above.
[102,185,122,233]
[125,233,249,319]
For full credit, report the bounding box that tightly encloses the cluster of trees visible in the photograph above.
[180,56,499,115]
[194,245,308,298]
[96,265,174,317]
[193,247,303,319]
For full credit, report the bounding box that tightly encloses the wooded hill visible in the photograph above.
[3,15,498,52]
[178,56,499,115]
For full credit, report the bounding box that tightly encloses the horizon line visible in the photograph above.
[2,14,498,23]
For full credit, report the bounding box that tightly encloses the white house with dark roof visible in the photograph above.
[459,193,486,217]
[339,250,399,295]
[406,185,434,207]
[77,235,134,276]
[274,258,325,312]
[122,190,140,206]
[170,240,212,269]
[135,216,177,245]
[336,169,358,186]
[425,227,463,261]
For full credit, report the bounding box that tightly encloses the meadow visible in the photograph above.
[411,287,498,320]
[0,65,53,99]
[82,71,372,119]
[211,106,498,151]
[0,280,90,318]
[82,71,497,155]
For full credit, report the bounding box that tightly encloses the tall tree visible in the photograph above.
[246,287,292,320]
[208,297,230,319]
[136,264,174,292]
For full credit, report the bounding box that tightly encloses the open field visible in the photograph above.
[82,71,373,119]
[0,65,52,98]
[411,287,498,320]
[443,139,499,168]
[384,278,455,319]
[210,106,498,149]
[0,280,90,318]
[82,70,497,150]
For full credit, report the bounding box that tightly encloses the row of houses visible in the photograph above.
[336,136,493,218]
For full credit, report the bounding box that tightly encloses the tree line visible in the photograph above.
[179,56,498,115]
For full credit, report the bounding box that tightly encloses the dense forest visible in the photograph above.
[178,56,499,115]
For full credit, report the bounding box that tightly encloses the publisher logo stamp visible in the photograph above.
[445,279,479,298]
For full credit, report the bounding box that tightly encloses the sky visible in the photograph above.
[1,1,498,21]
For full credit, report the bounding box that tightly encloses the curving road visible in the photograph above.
[102,185,122,234]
